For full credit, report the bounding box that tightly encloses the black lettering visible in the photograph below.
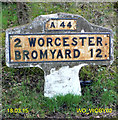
[31,50,38,59]
[47,37,53,47]
[50,49,56,59]
[90,49,93,57]
[23,50,29,60]
[40,50,47,59]
[63,37,69,46]
[57,49,63,59]
[79,37,86,46]
[55,38,61,46]
[72,37,77,46]
[67,22,72,28]
[96,49,102,57]
[60,22,65,28]
[97,37,103,46]
[28,38,36,47]
[74,49,80,58]
[15,50,21,60]
[65,49,71,58]
[14,38,22,47]
[38,38,44,47]
[50,22,55,28]
[89,37,95,46]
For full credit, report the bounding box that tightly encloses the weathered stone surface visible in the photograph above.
[6,13,114,69]
[6,13,114,98]
[44,64,87,98]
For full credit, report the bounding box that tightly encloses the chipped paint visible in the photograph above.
[9,33,110,63]
[5,13,114,97]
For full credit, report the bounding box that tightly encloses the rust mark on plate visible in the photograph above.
[9,33,110,63]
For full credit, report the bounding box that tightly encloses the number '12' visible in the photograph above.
[90,49,102,58]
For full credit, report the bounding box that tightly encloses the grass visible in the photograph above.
[2,3,18,30]
[1,2,117,119]
[2,66,117,118]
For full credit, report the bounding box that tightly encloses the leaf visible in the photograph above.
[104,88,107,91]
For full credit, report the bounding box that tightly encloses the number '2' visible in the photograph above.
[14,38,22,47]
